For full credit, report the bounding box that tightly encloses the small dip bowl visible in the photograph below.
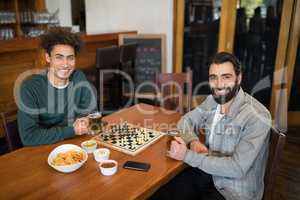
[81,140,97,154]
[93,148,110,162]
[98,160,118,176]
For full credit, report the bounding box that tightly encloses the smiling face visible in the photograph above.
[209,61,241,105]
[46,44,75,85]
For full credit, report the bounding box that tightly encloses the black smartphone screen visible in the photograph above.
[123,161,151,172]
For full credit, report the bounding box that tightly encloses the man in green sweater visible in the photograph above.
[16,28,97,146]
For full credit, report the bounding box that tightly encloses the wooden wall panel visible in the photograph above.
[0,51,37,65]
[0,50,38,112]
[0,62,34,106]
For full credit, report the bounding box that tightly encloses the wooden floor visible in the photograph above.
[274,127,300,200]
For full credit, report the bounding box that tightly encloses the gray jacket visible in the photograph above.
[178,88,271,200]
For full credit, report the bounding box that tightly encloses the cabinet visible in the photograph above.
[0,0,58,40]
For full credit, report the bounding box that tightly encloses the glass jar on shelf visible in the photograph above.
[0,28,15,40]
[20,10,33,24]
[0,12,16,24]
[22,26,46,38]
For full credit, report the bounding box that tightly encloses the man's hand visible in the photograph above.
[73,117,89,135]
[190,139,208,153]
[167,136,187,161]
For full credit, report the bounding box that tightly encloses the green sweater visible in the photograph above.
[17,70,97,146]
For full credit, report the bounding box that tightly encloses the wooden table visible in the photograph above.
[123,92,207,109]
[0,104,186,200]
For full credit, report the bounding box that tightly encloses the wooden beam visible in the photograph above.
[173,0,185,73]
[270,0,294,118]
[13,0,22,37]
[286,0,300,104]
[286,0,300,127]
[218,0,237,53]
[35,0,46,12]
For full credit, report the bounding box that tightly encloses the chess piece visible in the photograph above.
[138,136,143,145]
[111,125,117,133]
[144,132,149,141]
[121,137,124,146]
[132,139,137,146]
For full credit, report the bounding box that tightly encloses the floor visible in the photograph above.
[274,127,300,200]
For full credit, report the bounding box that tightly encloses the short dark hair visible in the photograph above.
[40,27,83,55]
[210,52,242,75]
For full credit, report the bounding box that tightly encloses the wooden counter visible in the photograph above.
[0,31,136,137]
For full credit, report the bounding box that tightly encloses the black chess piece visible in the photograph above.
[103,135,109,141]
[111,125,117,133]
[111,139,117,144]
[117,124,122,133]
[149,132,155,138]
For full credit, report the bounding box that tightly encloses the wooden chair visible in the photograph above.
[0,110,23,152]
[155,68,192,113]
[120,43,137,105]
[96,46,122,113]
[263,128,286,200]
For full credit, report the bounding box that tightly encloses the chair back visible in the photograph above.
[156,68,192,113]
[120,43,137,101]
[263,128,286,200]
[96,45,120,69]
[120,43,137,65]
[96,46,122,113]
[0,110,23,151]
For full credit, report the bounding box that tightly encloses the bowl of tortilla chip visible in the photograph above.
[48,144,88,173]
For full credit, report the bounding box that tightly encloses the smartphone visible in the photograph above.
[123,161,151,172]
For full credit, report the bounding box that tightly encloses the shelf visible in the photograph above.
[0,31,137,54]
[0,23,16,25]
[20,23,57,26]
[0,0,47,38]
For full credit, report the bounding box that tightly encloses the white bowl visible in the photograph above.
[99,160,118,176]
[81,140,97,153]
[48,144,88,173]
[93,148,110,162]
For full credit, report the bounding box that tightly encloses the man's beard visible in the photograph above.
[210,81,240,105]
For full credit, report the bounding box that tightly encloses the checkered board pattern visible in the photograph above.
[93,122,165,156]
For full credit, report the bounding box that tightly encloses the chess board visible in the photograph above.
[93,122,165,156]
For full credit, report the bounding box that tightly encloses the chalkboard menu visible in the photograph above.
[119,34,166,92]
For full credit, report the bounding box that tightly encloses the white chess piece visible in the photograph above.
[121,137,124,146]
[144,132,149,141]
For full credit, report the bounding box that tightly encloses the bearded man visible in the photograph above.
[150,52,271,200]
